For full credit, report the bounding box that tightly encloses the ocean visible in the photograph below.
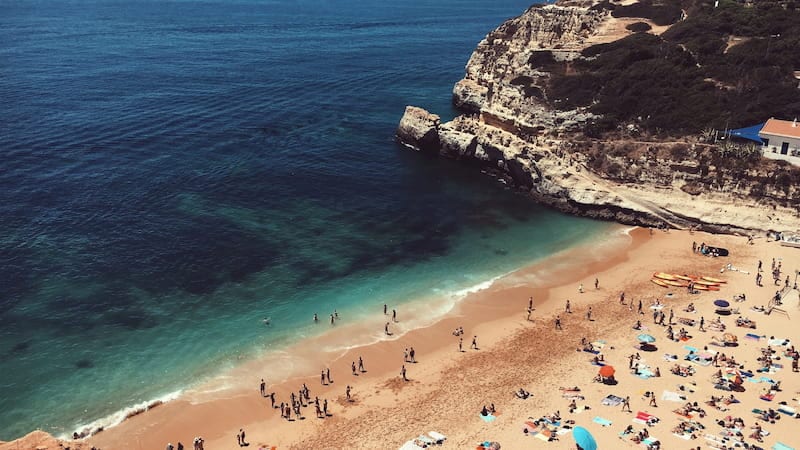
[0,0,609,439]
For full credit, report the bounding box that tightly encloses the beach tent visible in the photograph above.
[724,123,765,144]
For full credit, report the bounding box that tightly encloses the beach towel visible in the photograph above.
[638,368,655,379]
[642,437,658,445]
[592,416,612,426]
[633,411,658,426]
[778,405,797,415]
[773,444,795,450]
[769,339,790,346]
[760,394,775,402]
[673,432,692,440]
[745,333,761,341]
[571,405,588,414]
[683,345,698,353]
[662,390,686,402]
[601,395,624,406]
[479,413,496,422]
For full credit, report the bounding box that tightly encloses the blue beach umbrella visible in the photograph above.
[573,426,597,450]
[637,334,656,343]
[714,299,730,308]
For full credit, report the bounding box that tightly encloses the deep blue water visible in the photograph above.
[0,0,606,439]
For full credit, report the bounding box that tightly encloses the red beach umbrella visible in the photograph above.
[599,365,615,377]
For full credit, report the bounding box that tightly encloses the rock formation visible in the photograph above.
[397,1,800,234]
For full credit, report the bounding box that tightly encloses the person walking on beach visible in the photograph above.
[699,316,705,332]
[401,364,408,381]
[471,335,478,350]
[622,396,632,412]
[321,369,326,385]
[385,322,391,335]
[358,356,365,373]
[595,278,599,289]
[638,299,643,314]
[352,361,357,376]
[260,378,266,397]
[620,291,625,304]
[392,309,397,322]
[526,306,533,321]
[269,392,275,408]
[668,308,674,325]
[529,296,534,311]
[404,348,409,362]
[239,429,247,446]
[458,337,463,352]
[649,394,658,407]
[586,307,592,321]
[409,347,416,363]
[565,299,571,313]
[323,398,329,416]
[346,385,352,402]
[758,260,763,272]
[555,315,562,330]
[236,430,241,446]
[326,368,332,384]
[578,283,584,293]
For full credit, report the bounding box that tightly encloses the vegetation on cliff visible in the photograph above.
[543,0,800,135]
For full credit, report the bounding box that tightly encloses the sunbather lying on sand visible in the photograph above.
[515,388,530,399]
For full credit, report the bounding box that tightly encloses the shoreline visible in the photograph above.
[40,221,619,442]
[81,224,635,449]
[7,226,798,450]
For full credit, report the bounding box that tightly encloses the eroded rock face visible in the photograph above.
[396,106,441,153]
[396,2,800,233]
[454,4,605,133]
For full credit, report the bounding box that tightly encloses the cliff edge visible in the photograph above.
[398,0,800,234]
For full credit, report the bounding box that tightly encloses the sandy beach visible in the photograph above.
[6,227,799,450]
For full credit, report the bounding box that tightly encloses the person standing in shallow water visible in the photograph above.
[565,299,571,313]
[259,378,265,397]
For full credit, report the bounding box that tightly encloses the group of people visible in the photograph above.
[165,437,204,450]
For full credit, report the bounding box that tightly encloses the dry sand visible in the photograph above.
[8,227,800,450]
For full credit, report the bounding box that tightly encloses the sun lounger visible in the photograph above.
[592,416,612,426]
[428,431,446,443]
[399,440,425,450]
[416,435,435,446]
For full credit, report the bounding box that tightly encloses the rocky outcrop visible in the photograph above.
[397,1,800,234]
[0,430,96,450]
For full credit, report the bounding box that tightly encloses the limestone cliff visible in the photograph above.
[397,1,800,234]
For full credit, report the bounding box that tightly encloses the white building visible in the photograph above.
[759,118,800,165]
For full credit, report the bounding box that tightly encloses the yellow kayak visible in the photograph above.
[651,278,669,288]
[701,276,727,284]
[653,272,677,281]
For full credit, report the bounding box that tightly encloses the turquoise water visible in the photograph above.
[0,0,609,439]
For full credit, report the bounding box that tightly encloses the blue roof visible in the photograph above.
[726,123,765,144]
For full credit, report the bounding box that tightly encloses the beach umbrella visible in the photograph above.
[714,299,730,308]
[598,365,615,378]
[573,426,597,450]
[637,334,656,343]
